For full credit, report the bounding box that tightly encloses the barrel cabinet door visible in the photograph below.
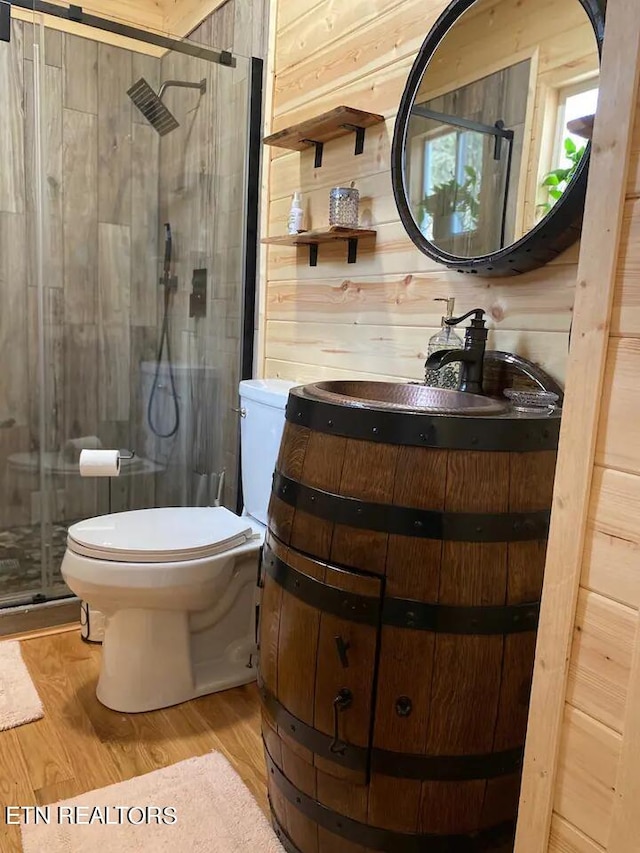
[258,532,382,853]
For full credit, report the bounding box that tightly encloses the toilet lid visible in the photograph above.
[67,507,256,563]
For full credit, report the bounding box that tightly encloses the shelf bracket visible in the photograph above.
[347,238,358,264]
[341,123,367,156]
[301,138,324,168]
[309,244,319,267]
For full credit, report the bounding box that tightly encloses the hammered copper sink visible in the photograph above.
[303,380,507,415]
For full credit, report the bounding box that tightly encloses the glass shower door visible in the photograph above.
[0,6,258,613]
[0,5,53,607]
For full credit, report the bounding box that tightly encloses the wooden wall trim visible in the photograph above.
[514,1,640,850]
[45,0,165,30]
[549,815,606,853]
[608,612,640,851]
[256,0,279,377]
[10,5,164,52]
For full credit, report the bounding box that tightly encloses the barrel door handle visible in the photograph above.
[329,688,353,755]
[334,635,351,668]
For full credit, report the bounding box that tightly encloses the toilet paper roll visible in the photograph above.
[79,449,121,478]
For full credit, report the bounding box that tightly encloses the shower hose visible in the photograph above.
[147,224,180,439]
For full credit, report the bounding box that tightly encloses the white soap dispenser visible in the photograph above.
[287,191,304,234]
[424,297,465,389]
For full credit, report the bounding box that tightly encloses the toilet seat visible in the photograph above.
[67,506,256,563]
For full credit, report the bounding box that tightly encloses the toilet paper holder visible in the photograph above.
[107,450,136,512]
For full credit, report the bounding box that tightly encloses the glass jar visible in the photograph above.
[329,186,360,228]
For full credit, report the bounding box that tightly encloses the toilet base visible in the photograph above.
[96,607,257,713]
[97,608,193,712]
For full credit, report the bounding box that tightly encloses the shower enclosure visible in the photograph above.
[0,2,260,614]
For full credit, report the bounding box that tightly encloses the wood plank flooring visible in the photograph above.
[0,628,267,853]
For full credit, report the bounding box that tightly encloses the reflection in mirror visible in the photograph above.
[405,0,600,258]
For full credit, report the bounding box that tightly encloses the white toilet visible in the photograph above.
[61,379,296,713]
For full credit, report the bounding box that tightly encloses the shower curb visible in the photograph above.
[0,598,80,638]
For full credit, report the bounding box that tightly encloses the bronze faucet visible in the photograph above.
[425,308,488,395]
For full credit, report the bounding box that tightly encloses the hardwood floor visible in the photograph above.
[0,628,267,853]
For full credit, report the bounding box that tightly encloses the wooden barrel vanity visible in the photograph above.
[258,382,559,853]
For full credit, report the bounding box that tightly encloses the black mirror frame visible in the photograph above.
[391,0,606,277]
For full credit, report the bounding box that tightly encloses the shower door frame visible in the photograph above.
[7,0,238,66]
[0,0,263,626]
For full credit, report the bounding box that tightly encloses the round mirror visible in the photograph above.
[392,0,605,276]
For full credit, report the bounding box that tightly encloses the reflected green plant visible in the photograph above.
[538,137,586,215]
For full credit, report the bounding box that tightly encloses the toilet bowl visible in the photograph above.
[61,378,297,713]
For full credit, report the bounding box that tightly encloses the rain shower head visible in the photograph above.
[127,77,207,136]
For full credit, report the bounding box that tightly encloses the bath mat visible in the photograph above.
[0,641,43,731]
[21,752,284,852]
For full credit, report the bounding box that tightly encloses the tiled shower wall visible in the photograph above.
[155,0,268,509]
[0,20,161,537]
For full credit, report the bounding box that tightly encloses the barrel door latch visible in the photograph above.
[329,688,353,755]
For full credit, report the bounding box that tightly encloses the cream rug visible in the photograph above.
[22,752,284,852]
[0,641,43,731]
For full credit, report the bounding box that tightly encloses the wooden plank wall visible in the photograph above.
[533,47,640,853]
[259,0,581,386]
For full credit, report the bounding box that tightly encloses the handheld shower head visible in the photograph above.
[126,77,207,136]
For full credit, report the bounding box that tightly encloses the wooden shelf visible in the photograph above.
[262,226,377,246]
[262,226,376,266]
[567,114,595,140]
[263,106,385,167]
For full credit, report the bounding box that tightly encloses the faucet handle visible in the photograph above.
[445,308,486,328]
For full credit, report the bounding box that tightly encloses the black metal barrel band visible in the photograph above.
[265,745,516,852]
[262,545,540,635]
[259,679,524,781]
[262,544,380,626]
[286,391,560,452]
[273,472,550,542]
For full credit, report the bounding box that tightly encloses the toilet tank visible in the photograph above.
[239,379,298,527]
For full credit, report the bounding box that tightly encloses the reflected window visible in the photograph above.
[421,129,483,239]
[554,80,599,169]
[539,78,598,218]
[407,56,530,255]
